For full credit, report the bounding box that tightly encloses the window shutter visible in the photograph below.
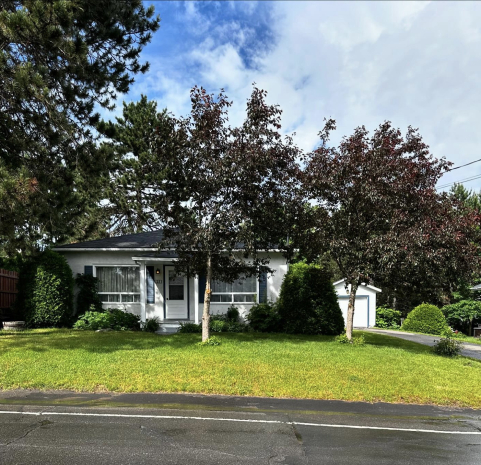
[146,266,155,304]
[199,274,206,303]
[84,266,93,276]
[258,269,268,303]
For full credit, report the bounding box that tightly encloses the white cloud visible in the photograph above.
[131,1,481,190]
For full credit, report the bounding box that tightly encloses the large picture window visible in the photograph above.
[211,274,257,303]
[96,266,140,303]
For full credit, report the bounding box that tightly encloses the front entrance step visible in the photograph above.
[156,320,195,335]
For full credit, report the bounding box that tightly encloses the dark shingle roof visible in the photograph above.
[55,230,164,249]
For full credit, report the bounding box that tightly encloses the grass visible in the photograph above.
[0,329,480,408]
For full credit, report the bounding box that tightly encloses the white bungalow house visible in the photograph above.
[54,231,380,330]
[54,231,287,327]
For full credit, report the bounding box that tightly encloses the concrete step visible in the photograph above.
[156,321,196,335]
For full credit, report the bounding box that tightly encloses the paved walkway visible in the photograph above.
[364,328,481,360]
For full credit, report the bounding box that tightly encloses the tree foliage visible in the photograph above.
[98,95,172,235]
[157,86,300,340]
[441,300,481,335]
[0,0,160,256]
[302,120,481,339]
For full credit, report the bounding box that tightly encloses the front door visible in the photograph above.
[165,266,188,319]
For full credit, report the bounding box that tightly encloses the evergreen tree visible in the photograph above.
[0,0,160,256]
[98,96,172,235]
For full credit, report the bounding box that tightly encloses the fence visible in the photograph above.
[0,269,19,310]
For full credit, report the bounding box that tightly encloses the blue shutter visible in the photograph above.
[199,274,206,303]
[84,266,93,276]
[258,269,268,303]
[146,266,155,304]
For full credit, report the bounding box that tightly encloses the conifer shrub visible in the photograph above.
[18,250,74,328]
[401,303,449,335]
[75,273,103,315]
[276,262,344,335]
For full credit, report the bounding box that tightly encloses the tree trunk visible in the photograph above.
[202,254,212,342]
[469,318,473,337]
[346,281,359,341]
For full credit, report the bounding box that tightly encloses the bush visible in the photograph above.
[17,250,74,328]
[75,273,103,315]
[401,303,449,335]
[335,333,350,344]
[433,338,462,357]
[441,300,481,335]
[335,333,365,345]
[73,309,140,331]
[226,305,240,322]
[276,262,344,335]
[210,319,227,332]
[178,322,202,333]
[246,302,282,332]
[375,306,401,329]
[144,317,160,333]
[198,335,221,346]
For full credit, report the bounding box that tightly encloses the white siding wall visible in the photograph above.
[59,250,288,322]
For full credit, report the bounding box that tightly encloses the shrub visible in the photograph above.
[441,300,481,335]
[401,303,449,335]
[433,338,462,357]
[210,319,227,332]
[144,317,160,333]
[276,262,344,335]
[178,322,202,333]
[335,333,365,345]
[198,335,221,346]
[246,302,282,332]
[75,274,103,315]
[375,306,401,329]
[17,250,74,328]
[73,309,140,331]
[226,305,240,322]
[335,333,350,344]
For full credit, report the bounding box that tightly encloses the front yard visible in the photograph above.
[0,330,480,408]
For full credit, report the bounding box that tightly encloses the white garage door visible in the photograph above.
[338,297,369,328]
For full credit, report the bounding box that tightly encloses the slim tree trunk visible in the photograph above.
[202,254,212,342]
[346,280,359,341]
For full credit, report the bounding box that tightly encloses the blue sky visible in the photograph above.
[112,1,481,192]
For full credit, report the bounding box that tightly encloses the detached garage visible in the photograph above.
[334,279,381,328]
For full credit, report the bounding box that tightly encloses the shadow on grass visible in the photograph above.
[0,329,434,356]
[358,331,433,355]
[0,330,340,354]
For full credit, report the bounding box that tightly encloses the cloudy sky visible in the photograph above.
[118,1,481,192]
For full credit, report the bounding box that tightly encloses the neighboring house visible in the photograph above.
[54,231,288,326]
[333,279,381,328]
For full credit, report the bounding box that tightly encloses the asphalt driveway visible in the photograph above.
[364,328,481,360]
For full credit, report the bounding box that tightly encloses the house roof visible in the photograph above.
[333,279,382,293]
[53,230,260,252]
[54,230,165,250]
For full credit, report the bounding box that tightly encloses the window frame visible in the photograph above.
[210,274,259,304]
[93,265,141,305]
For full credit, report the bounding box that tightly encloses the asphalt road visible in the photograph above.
[0,391,480,464]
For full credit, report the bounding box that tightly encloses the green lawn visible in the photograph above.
[0,329,480,408]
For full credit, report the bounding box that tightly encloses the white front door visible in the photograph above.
[165,266,188,319]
